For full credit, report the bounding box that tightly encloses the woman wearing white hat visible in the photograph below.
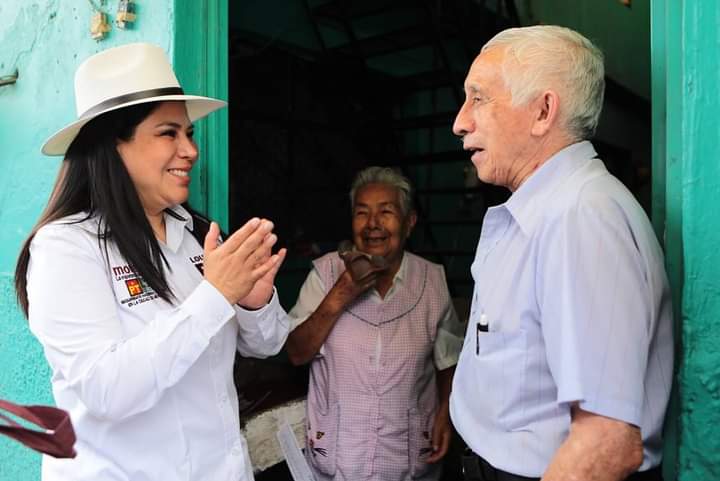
[15,43,290,481]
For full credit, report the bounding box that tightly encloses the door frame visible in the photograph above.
[651,2,682,479]
[174,0,229,230]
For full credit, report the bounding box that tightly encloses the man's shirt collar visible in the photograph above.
[504,141,597,236]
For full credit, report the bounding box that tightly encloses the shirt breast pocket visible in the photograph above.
[475,328,529,431]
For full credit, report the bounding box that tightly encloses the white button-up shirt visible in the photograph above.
[450,142,674,477]
[26,206,290,481]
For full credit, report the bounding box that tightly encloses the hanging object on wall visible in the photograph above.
[90,11,112,40]
[115,0,137,29]
[0,70,19,87]
[87,0,111,41]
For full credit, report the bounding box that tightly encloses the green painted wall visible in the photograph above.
[653,1,720,480]
[650,2,681,480]
[655,3,720,479]
[0,2,175,479]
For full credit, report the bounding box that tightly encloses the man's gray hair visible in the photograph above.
[482,25,605,140]
[350,166,414,216]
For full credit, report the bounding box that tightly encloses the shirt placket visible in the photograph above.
[365,315,383,478]
[471,208,511,323]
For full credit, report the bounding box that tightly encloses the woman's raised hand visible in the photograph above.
[202,218,286,307]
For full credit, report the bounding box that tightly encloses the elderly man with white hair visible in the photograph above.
[450,26,673,481]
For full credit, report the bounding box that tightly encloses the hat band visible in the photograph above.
[80,87,185,119]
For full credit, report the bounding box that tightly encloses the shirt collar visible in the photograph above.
[393,252,408,286]
[504,141,597,236]
[164,205,193,252]
[371,251,408,302]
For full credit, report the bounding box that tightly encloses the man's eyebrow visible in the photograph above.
[465,84,484,95]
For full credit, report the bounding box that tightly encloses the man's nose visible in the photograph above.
[453,103,473,137]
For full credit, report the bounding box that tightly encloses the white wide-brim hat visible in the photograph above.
[42,42,227,156]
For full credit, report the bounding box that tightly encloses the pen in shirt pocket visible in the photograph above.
[475,313,489,355]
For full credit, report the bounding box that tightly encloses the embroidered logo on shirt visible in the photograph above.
[189,254,204,274]
[111,263,158,308]
[316,431,325,440]
[125,278,144,297]
[112,264,137,277]
[308,437,328,457]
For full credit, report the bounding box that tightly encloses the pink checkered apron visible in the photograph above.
[305,252,448,481]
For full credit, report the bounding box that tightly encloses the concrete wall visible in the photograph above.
[0,2,175,479]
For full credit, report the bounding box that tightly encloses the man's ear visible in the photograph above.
[530,90,561,137]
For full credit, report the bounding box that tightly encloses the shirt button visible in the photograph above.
[231,444,243,456]
[220,394,228,403]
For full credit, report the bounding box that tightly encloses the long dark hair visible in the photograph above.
[15,102,178,317]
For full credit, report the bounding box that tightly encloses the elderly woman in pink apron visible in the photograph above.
[287,166,464,481]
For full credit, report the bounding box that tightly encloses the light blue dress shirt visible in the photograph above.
[450,141,674,477]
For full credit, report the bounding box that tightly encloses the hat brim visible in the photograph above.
[41,95,227,156]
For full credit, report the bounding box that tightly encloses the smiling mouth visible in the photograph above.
[168,169,190,178]
[364,236,388,245]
